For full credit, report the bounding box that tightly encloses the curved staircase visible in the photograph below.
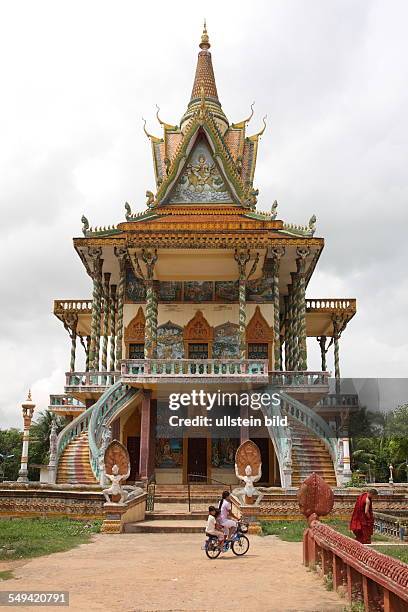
[289,417,337,487]
[57,431,97,485]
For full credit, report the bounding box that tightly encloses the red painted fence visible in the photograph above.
[304,520,408,611]
[298,473,408,612]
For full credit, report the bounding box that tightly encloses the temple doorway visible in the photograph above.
[127,436,140,481]
[187,438,207,481]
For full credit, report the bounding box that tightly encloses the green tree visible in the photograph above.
[28,411,68,480]
[0,428,22,481]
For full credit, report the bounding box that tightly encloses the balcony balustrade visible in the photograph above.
[120,358,269,383]
[318,393,359,409]
[49,395,86,414]
[306,298,356,312]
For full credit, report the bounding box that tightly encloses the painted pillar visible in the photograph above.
[317,335,328,371]
[17,391,35,482]
[109,284,117,374]
[234,249,250,360]
[290,273,298,370]
[101,272,111,377]
[115,246,127,367]
[296,247,310,371]
[88,247,103,371]
[139,389,152,479]
[85,336,91,372]
[240,405,249,444]
[64,314,78,373]
[332,315,343,395]
[144,280,154,359]
[342,436,352,480]
[142,249,158,359]
[270,247,285,370]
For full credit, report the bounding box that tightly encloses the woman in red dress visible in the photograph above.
[349,489,378,544]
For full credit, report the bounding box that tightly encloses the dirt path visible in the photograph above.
[1,534,344,612]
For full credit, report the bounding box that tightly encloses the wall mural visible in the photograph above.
[156,321,184,359]
[125,266,146,302]
[155,438,183,468]
[159,281,182,302]
[212,322,240,358]
[184,281,213,303]
[125,268,273,304]
[211,439,240,468]
[168,139,232,204]
[246,276,274,302]
[215,281,239,302]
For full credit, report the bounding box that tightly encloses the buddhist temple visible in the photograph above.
[49,24,357,490]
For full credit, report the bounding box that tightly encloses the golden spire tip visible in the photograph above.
[200,19,210,50]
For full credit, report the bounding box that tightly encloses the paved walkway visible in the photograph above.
[1,534,344,612]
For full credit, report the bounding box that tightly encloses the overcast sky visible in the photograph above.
[1,0,407,428]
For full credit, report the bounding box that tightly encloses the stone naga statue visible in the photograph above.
[102,464,130,504]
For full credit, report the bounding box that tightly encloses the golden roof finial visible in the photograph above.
[27,389,32,401]
[200,18,210,50]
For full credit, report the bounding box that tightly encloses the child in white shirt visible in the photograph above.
[205,506,224,543]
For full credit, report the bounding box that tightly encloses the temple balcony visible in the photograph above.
[316,393,359,414]
[306,298,356,337]
[62,360,329,399]
[64,372,120,400]
[48,395,86,417]
[120,358,269,385]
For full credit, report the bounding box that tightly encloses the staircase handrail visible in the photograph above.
[88,383,140,480]
[258,385,293,487]
[278,390,339,470]
[56,400,95,465]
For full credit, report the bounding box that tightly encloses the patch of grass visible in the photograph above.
[0,518,101,561]
[0,570,14,581]
[372,545,408,564]
[261,519,391,542]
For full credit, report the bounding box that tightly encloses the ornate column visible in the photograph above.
[139,389,152,479]
[17,391,35,482]
[290,273,298,370]
[141,249,158,359]
[88,247,103,371]
[115,246,128,366]
[234,249,250,360]
[332,315,344,395]
[109,284,117,373]
[63,314,78,373]
[270,246,285,370]
[296,247,310,371]
[85,336,91,372]
[317,335,328,371]
[101,272,111,378]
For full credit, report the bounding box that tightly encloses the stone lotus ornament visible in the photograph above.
[297,472,334,525]
[233,440,263,505]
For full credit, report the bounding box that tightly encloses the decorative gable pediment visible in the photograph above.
[184,310,213,341]
[124,307,145,342]
[246,306,273,342]
[167,136,233,205]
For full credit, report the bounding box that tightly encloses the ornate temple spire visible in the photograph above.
[180,21,228,132]
[190,20,219,102]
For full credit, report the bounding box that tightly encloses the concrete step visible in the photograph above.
[124,520,204,534]
[146,512,206,521]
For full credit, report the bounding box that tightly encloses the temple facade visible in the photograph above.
[49,25,356,489]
